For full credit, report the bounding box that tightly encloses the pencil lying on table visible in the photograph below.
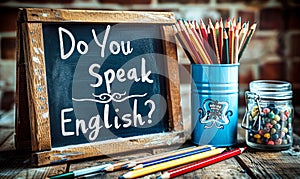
[131,146,214,170]
[119,148,226,179]
[158,147,247,179]
[121,145,209,169]
[48,163,111,179]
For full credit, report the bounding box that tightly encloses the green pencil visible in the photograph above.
[238,23,257,61]
[47,163,111,179]
[222,30,229,64]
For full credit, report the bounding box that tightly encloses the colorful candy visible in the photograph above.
[246,104,293,147]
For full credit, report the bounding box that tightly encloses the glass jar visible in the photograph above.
[242,80,293,150]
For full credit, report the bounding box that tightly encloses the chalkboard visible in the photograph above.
[16,8,185,166]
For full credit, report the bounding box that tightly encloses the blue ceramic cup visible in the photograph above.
[191,64,239,147]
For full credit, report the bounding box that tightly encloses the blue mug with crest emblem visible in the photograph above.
[191,64,239,147]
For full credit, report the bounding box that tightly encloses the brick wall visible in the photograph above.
[0,0,299,111]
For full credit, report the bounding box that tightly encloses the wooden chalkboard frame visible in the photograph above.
[15,8,185,166]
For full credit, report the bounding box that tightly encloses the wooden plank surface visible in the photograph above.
[1,109,300,178]
[238,144,300,178]
[33,131,186,166]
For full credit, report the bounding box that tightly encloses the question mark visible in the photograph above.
[144,99,156,124]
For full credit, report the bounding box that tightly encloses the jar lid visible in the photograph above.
[249,80,293,100]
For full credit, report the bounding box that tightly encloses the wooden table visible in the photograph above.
[1,108,300,179]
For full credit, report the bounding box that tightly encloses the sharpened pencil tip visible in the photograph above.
[240,147,247,153]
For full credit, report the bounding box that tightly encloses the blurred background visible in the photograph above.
[0,0,299,134]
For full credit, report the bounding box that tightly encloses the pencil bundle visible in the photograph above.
[48,145,246,179]
[174,17,257,64]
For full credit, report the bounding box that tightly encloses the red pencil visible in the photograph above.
[158,147,246,179]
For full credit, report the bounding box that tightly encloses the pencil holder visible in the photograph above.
[191,64,239,147]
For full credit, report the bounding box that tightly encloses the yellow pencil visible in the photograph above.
[119,148,226,179]
[122,145,210,169]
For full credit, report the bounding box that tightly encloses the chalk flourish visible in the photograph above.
[72,92,147,103]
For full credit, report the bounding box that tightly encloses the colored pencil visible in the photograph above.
[237,16,242,32]
[238,22,248,52]
[225,18,230,35]
[131,146,214,170]
[48,163,111,179]
[119,148,226,179]
[188,20,213,64]
[158,147,246,179]
[177,20,203,64]
[175,22,199,64]
[103,161,131,172]
[193,20,203,41]
[207,25,219,64]
[229,23,235,64]
[222,30,229,64]
[200,19,208,41]
[209,19,220,63]
[238,23,257,61]
[218,18,224,61]
[185,20,212,64]
[174,17,256,64]
[122,145,208,169]
[234,28,239,64]
[231,17,236,30]
[173,25,195,64]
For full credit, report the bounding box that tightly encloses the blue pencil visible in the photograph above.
[130,146,214,170]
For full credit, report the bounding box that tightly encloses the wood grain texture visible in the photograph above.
[33,131,185,166]
[22,8,176,24]
[15,10,32,151]
[161,25,183,132]
[238,149,300,178]
[22,23,51,152]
